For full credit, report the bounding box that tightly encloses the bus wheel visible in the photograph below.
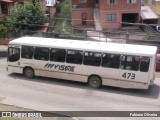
[88,75,102,88]
[24,67,34,78]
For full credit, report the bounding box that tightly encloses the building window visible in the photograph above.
[107,14,116,22]
[127,0,137,4]
[79,0,87,3]
[107,0,116,5]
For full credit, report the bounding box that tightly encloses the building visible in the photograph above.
[15,0,56,17]
[0,0,15,15]
[71,0,141,30]
[142,0,160,24]
[0,0,56,17]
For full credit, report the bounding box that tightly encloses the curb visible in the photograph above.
[0,51,7,57]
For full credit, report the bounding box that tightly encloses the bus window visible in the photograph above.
[21,46,34,59]
[140,57,150,72]
[66,50,83,64]
[102,54,120,69]
[8,47,20,62]
[121,55,140,71]
[83,52,101,66]
[34,47,49,61]
[50,48,66,62]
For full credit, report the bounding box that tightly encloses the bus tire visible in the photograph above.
[24,67,34,78]
[88,75,102,88]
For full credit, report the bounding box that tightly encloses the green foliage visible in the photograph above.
[57,0,71,18]
[0,24,8,39]
[2,15,14,29]
[144,35,152,40]
[54,0,72,33]
[13,1,47,30]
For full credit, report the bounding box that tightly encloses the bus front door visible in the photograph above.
[8,45,22,73]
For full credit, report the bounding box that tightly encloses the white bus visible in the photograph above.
[7,37,157,89]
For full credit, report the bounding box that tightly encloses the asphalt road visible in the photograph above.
[0,57,160,120]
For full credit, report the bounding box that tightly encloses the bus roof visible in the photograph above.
[9,37,157,56]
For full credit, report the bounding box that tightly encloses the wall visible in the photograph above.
[99,0,141,11]
[99,0,141,29]
[72,8,94,26]
[72,0,95,8]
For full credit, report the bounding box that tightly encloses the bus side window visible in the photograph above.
[34,47,49,61]
[50,48,66,62]
[140,57,150,72]
[66,50,83,64]
[21,46,34,59]
[120,55,140,71]
[83,52,101,66]
[102,53,120,69]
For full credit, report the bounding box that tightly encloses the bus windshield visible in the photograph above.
[8,47,20,62]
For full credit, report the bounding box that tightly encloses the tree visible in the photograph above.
[13,0,47,30]
[0,24,7,39]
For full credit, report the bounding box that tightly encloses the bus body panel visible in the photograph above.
[149,56,156,85]
[7,65,23,74]
[22,60,83,82]
[119,70,149,83]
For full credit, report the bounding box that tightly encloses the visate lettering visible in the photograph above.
[45,63,75,72]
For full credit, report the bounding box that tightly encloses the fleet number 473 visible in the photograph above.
[122,72,135,79]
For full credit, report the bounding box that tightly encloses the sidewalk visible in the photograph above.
[0,103,33,111]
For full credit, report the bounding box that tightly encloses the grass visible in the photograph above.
[144,35,152,40]
[54,17,64,33]
[54,0,72,33]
